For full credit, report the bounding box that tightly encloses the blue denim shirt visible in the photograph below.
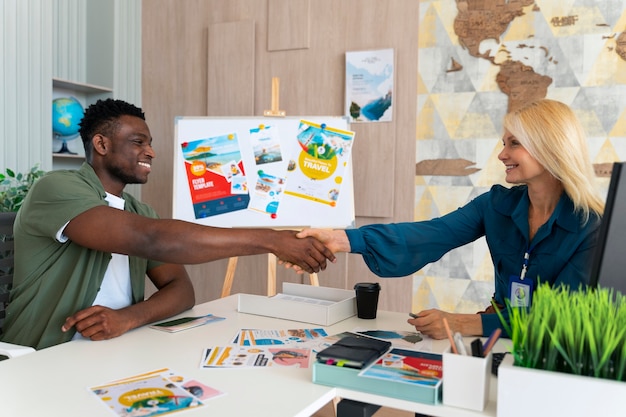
[346,184,601,336]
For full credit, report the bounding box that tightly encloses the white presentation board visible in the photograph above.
[172,116,355,229]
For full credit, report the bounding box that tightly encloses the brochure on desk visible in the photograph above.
[90,368,224,417]
[201,345,312,368]
[359,348,442,386]
[230,328,328,346]
[149,314,225,333]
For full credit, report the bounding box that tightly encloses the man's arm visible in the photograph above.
[63,206,335,273]
[62,263,195,340]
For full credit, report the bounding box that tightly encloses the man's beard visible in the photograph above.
[108,164,147,185]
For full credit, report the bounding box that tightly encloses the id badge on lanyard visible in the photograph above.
[508,247,534,308]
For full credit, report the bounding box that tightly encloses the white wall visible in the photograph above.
[1,0,142,177]
[1,0,53,173]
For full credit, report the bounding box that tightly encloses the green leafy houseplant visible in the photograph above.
[498,282,626,382]
[0,164,46,212]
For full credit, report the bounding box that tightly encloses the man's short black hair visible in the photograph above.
[79,99,145,161]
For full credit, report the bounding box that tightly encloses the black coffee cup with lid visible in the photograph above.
[354,282,381,319]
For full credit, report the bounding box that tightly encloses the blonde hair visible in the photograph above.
[503,99,604,220]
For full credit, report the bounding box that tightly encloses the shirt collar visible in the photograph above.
[495,185,581,237]
[78,162,107,200]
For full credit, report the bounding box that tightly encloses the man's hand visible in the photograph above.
[277,228,349,273]
[62,305,134,341]
[272,230,336,273]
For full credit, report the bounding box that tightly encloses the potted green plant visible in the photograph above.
[0,164,46,213]
[496,282,626,416]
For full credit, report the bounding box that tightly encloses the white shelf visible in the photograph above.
[52,153,84,159]
[52,79,113,170]
[52,78,112,94]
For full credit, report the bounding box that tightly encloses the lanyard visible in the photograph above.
[519,244,535,281]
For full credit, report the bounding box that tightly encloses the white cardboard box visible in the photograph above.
[237,283,357,326]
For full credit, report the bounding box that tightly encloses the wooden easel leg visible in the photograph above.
[221,257,238,298]
[267,253,277,296]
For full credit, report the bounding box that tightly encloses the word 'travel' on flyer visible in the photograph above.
[284,120,355,206]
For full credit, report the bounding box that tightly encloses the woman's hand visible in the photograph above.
[407,309,483,339]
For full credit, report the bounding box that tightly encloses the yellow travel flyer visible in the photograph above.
[90,368,223,416]
[284,120,355,206]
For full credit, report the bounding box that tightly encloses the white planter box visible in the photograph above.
[498,354,626,416]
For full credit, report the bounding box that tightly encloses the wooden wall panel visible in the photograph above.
[207,20,255,115]
[267,0,310,51]
[142,0,419,312]
[142,0,214,302]
[351,123,396,217]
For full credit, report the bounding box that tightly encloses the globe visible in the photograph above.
[52,97,84,154]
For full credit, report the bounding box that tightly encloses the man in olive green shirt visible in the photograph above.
[2,99,334,349]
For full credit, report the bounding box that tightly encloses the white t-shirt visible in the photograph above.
[90,193,133,309]
[63,192,132,340]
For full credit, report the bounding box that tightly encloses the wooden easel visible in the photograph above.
[220,253,319,297]
[221,76,318,297]
[263,76,286,117]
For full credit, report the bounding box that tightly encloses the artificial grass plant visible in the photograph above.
[497,282,626,381]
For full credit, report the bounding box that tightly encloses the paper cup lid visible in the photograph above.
[354,282,381,291]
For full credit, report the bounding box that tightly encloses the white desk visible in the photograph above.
[0,295,503,417]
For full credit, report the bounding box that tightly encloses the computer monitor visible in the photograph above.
[589,161,626,294]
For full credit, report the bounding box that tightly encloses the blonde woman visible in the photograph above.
[296,99,604,340]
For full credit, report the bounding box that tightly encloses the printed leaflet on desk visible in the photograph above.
[149,314,225,333]
[201,345,312,368]
[358,348,443,387]
[90,368,224,417]
[230,328,328,346]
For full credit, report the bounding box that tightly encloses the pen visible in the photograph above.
[442,317,458,354]
[453,332,468,356]
[471,338,484,357]
[482,328,502,356]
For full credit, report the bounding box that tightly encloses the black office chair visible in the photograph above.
[0,212,16,334]
[0,212,34,359]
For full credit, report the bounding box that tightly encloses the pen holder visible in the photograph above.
[442,346,492,411]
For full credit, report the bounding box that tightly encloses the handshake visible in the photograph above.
[275,228,350,273]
